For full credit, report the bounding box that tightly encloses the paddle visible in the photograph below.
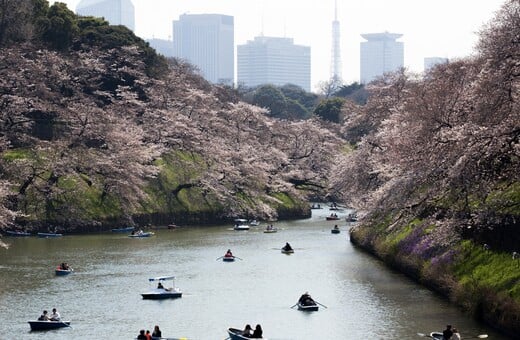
[417,332,488,339]
[314,301,328,308]
[290,303,298,308]
[215,256,224,260]
[234,256,243,260]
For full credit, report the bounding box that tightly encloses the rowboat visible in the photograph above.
[263,228,277,233]
[430,332,443,339]
[345,213,358,222]
[128,230,154,238]
[331,228,340,234]
[249,219,260,226]
[111,226,134,233]
[281,248,294,254]
[28,320,71,330]
[325,216,340,221]
[233,219,250,231]
[223,255,236,262]
[263,225,277,233]
[37,232,63,238]
[55,267,73,276]
[297,301,319,311]
[5,230,31,237]
[141,275,182,299]
[227,327,265,340]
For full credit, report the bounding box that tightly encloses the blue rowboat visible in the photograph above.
[128,231,154,238]
[228,327,264,339]
[28,320,70,330]
[55,268,73,276]
[37,232,63,238]
[5,230,31,237]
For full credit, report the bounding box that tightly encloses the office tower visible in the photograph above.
[237,36,311,92]
[173,14,234,85]
[76,0,135,32]
[424,57,449,71]
[147,38,174,58]
[330,0,342,83]
[360,32,404,84]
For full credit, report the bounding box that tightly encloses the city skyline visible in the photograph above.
[52,0,505,91]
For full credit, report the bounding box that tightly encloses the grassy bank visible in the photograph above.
[350,222,520,337]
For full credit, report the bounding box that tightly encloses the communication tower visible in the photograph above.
[330,0,342,83]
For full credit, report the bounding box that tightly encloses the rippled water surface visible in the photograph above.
[0,209,511,339]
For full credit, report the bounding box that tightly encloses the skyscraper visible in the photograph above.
[76,0,135,32]
[237,36,311,91]
[360,32,404,84]
[173,14,234,85]
[330,0,342,83]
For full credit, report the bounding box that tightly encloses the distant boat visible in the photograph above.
[331,226,340,234]
[249,219,260,226]
[5,230,31,237]
[345,213,358,222]
[28,320,71,331]
[55,267,73,276]
[222,254,236,262]
[298,301,319,311]
[233,219,250,231]
[111,227,134,233]
[128,230,154,238]
[325,216,340,221]
[141,276,182,300]
[227,327,264,340]
[37,232,63,238]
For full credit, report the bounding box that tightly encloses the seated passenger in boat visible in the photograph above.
[38,310,49,321]
[157,282,164,289]
[49,308,60,321]
[282,242,293,251]
[252,324,263,338]
[242,324,253,337]
[225,249,233,257]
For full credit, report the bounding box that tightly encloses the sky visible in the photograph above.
[52,0,506,91]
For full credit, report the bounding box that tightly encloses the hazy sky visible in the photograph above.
[53,0,505,90]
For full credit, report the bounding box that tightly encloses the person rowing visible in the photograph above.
[282,242,293,251]
[298,292,316,306]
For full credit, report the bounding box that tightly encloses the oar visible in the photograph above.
[234,256,243,260]
[416,333,433,338]
[290,303,298,308]
[314,301,328,308]
[465,335,488,339]
[215,256,224,260]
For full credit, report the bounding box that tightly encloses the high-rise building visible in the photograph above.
[76,0,135,32]
[237,36,311,91]
[330,0,342,83]
[147,38,174,58]
[360,32,404,84]
[424,57,449,71]
[173,14,234,85]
